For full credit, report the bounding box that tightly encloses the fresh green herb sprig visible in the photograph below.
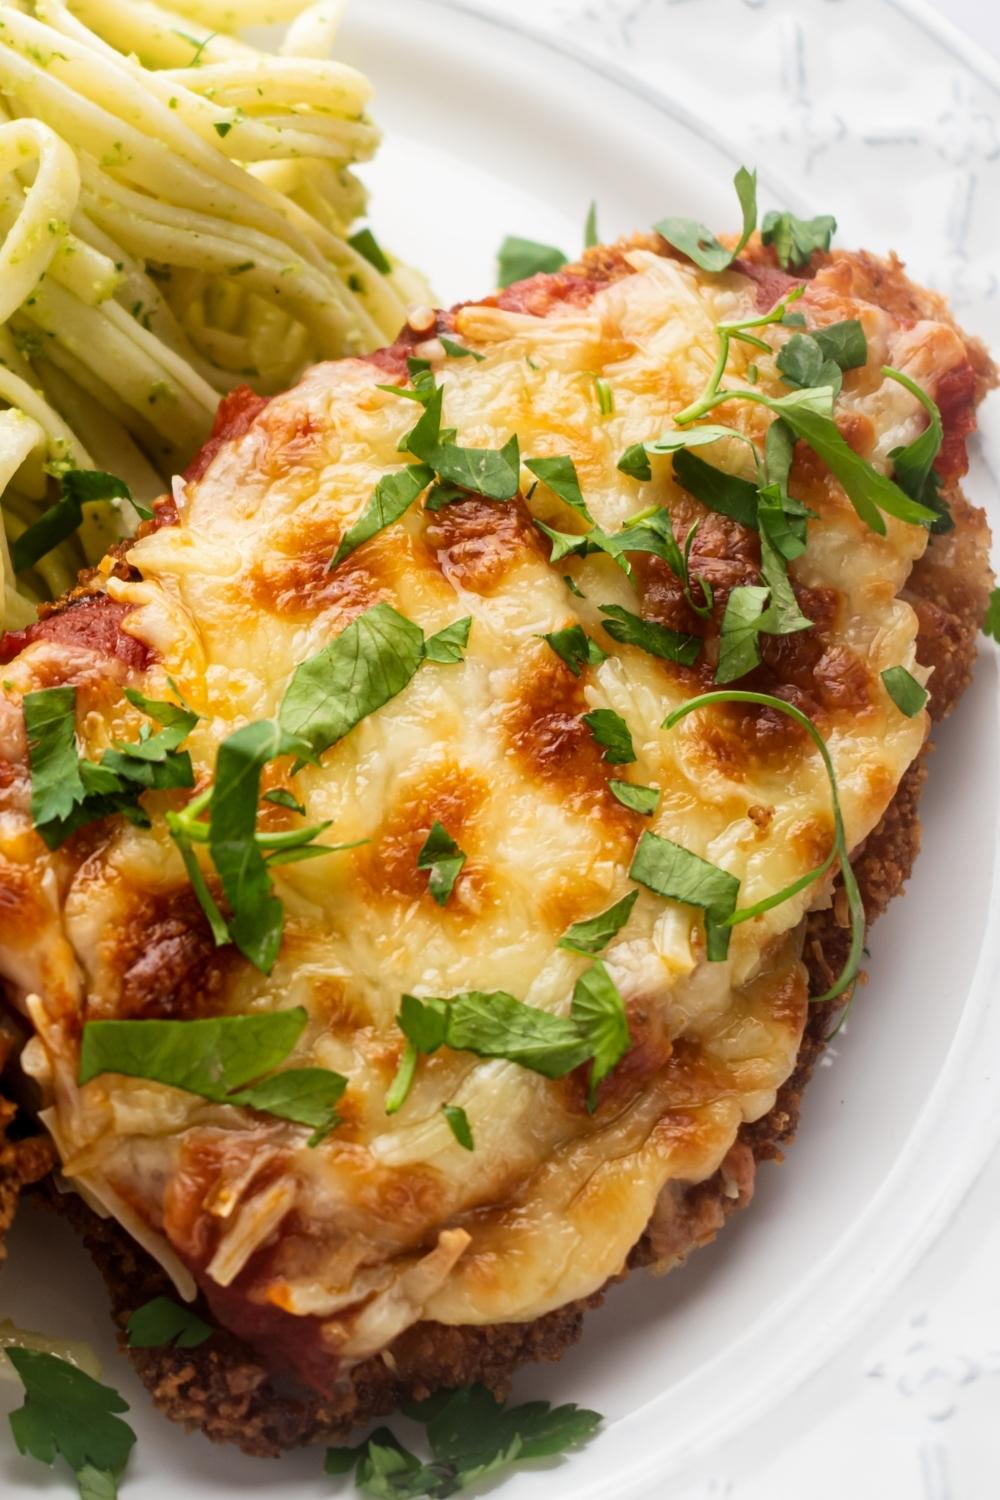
[24,684,196,851]
[385,964,630,1116]
[984,587,1000,643]
[326,1384,602,1499]
[126,1297,212,1350]
[761,210,837,269]
[7,1348,136,1499]
[12,469,151,575]
[417,822,467,906]
[79,1007,347,1146]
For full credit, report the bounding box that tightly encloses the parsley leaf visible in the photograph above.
[985,587,1000,643]
[570,960,630,1108]
[330,1388,602,1498]
[126,1297,212,1350]
[543,623,607,676]
[559,890,638,956]
[883,365,947,521]
[424,617,472,664]
[582,707,636,763]
[264,787,306,813]
[349,228,392,275]
[396,991,594,1079]
[439,336,484,362]
[599,603,700,666]
[525,455,593,522]
[881,665,928,717]
[671,449,759,530]
[207,720,286,972]
[417,821,466,906]
[24,685,83,833]
[761,210,837,269]
[617,443,653,482]
[630,831,739,961]
[279,603,426,759]
[497,236,568,287]
[78,1007,347,1144]
[330,465,434,569]
[12,470,138,574]
[716,584,770,683]
[655,166,757,273]
[776,332,844,397]
[404,386,520,502]
[25,684,196,850]
[584,200,599,249]
[7,1349,135,1491]
[813,319,868,370]
[608,779,660,815]
[442,1103,474,1151]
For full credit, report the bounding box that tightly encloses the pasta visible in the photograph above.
[0,0,420,629]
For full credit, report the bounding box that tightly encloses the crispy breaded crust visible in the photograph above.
[2,241,995,1456]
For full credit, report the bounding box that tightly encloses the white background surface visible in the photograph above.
[1,4,998,1500]
[928,1,999,58]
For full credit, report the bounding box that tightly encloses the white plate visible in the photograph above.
[2,1,998,1497]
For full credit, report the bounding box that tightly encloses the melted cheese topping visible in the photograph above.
[0,247,966,1365]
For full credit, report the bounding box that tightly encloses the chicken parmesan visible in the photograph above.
[0,205,994,1455]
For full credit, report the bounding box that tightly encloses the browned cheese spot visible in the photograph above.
[356,762,490,911]
[423,496,541,595]
[502,652,636,838]
[97,885,237,1021]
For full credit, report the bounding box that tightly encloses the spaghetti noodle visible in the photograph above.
[0,0,418,629]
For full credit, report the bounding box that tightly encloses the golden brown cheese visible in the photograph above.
[0,243,966,1374]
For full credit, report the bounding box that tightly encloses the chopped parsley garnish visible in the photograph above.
[24,684,196,850]
[629,831,739,961]
[761,209,837,269]
[570,960,630,1108]
[594,375,615,415]
[655,165,757,273]
[671,449,759,530]
[775,319,866,402]
[417,821,466,906]
[497,236,568,287]
[348,227,392,276]
[279,603,426,760]
[424,616,472,664]
[617,443,652,482]
[439,335,484,362]
[7,1348,136,1498]
[126,1297,212,1350]
[12,469,146,574]
[599,603,700,666]
[582,707,635,763]
[881,665,928,718]
[716,584,771,683]
[525,455,593,521]
[326,1385,601,1498]
[663,690,865,1000]
[559,890,638,956]
[264,788,306,813]
[608,779,660,816]
[984,587,1000,642]
[79,1007,347,1146]
[386,975,630,1115]
[882,365,950,528]
[442,1103,474,1150]
[584,200,599,249]
[542,623,607,676]
[403,385,520,503]
[330,464,434,569]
